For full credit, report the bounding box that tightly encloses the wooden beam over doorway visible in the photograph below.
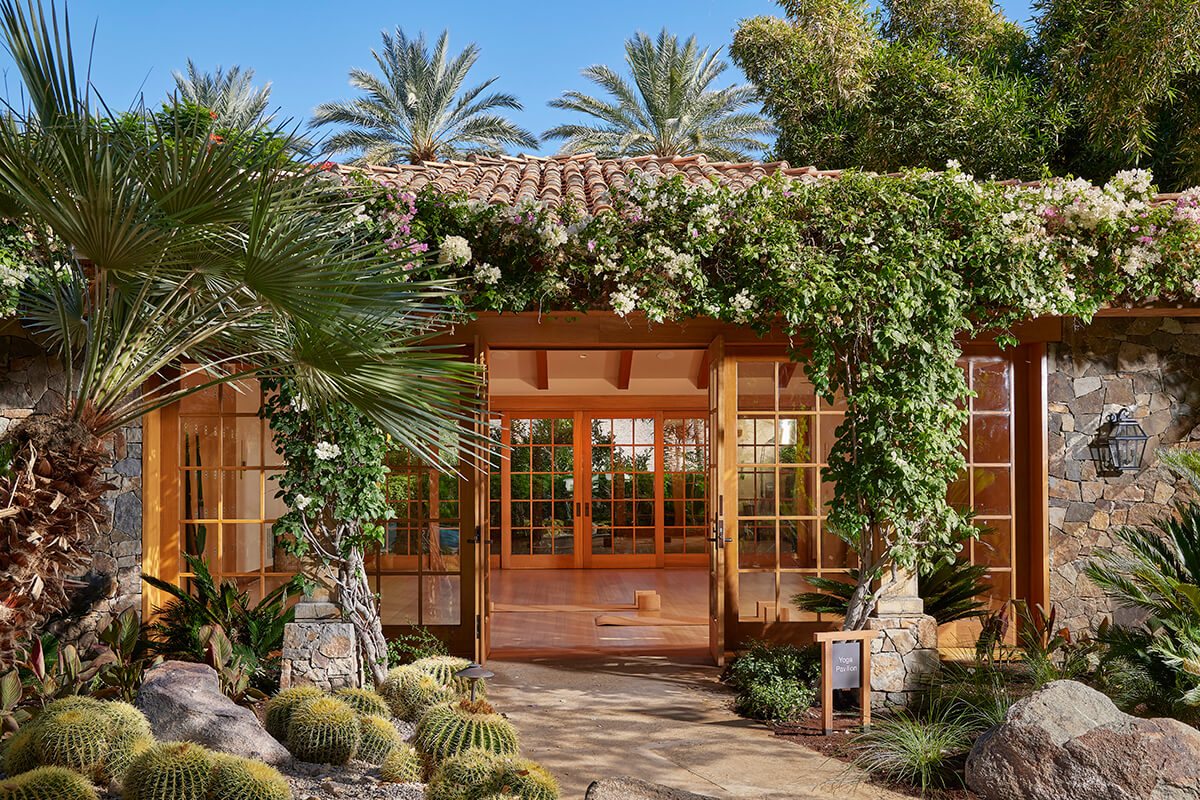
[617,349,634,390]
[535,350,549,390]
[696,350,710,390]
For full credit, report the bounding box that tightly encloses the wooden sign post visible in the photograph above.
[814,629,877,735]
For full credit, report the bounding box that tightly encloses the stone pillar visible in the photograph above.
[867,569,939,706]
[279,598,359,691]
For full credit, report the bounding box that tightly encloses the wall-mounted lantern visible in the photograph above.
[1092,408,1149,474]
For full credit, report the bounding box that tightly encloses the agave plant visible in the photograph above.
[545,28,773,161]
[312,27,538,165]
[0,0,479,670]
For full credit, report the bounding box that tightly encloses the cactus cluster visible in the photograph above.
[0,765,99,800]
[284,697,360,765]
[2,697,152,784]
[414,700,519,763]
[378,742,424,784]
[354,715,402,765]
[411,656,481,697]
[380,667,457,722]
[426,749,559,800]
[122,742,215,800]
[331,688,390,719]
[207,755,292,800]
[263,687,324,743]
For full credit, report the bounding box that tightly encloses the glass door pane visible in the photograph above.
[586,416,657,561]
[507,417,576,561]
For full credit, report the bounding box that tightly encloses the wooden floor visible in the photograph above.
[489,568,709,657]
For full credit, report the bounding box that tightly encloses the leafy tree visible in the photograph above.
[312,28,538,165]
[0,0,478,671]
[732,0,1060,179]
[261,380,395,687]
[545,28,773,161]
[173,59,274,130]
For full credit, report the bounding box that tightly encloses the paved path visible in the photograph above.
[486,655,909,800]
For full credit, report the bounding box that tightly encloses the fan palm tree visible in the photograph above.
[0,0,479,670]
[173,59,273,130]
[311,28,538,165]
[544,29,774,161]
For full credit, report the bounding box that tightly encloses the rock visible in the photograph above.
[585,777,720,800]
[965,680,1200,800]
[136,660,291,765]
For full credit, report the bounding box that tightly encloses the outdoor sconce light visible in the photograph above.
[454,662,494,702]
[1092,408,1149,474]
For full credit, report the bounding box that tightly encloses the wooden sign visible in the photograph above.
[814,629,877,735]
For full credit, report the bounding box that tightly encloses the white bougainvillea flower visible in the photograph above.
[439,235,472,266]
[294,494,313,510]
[315,441,341,461]
[474,262,501,284]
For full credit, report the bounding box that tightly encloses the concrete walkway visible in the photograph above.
[486,655,909,800]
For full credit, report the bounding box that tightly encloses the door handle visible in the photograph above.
[575,501,580,516]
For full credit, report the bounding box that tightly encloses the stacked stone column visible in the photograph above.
[867,570,940,706]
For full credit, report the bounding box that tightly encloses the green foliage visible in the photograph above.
[122,742,215,800]
[1084,461,1200,707]
[311,28,538,165]
[728,640,820,693]
[387,628,449,666]
[792,559,991,625]
[332,688,390,719]
[207,754,292,800]
[356,715,403,765]
[414,700,519,763]
[544,28,771,161]
[735,679,813,722]
[142,552,297,692]
[264,687,324,743]
[284,697,361,765]
[91,609,160,703]
[198,625,267,706]
[0,765,98,800]
[1013,601,1094,687]
[849,707,973,793]
[379,742,425,783]
[914,660,1022,735]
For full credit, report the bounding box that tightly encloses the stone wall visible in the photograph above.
[1048,316,1200,633]
[0,330,142,652]
[279,600,360,691]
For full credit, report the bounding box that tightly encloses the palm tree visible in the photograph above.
[312,28,538,165]
[544,29,774,161]
[173,59,273,130]
[0,0,478,670]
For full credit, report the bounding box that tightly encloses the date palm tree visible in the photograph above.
[173,59,273,130]
[0,0,478,670]
[312,28,538,165]
[544,29,773,161]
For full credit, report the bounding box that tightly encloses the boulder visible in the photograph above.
[136,660,291,765]
[585,777,720,800]
[965,679,1200,800]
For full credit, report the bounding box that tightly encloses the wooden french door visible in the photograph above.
[707,337,727,665]
[497,409,708,569]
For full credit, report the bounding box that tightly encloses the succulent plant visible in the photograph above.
[426,749,503,800]
[378,742,424,784]
[122,742,215,800]
[0,765,99,800]
[28,705,111,779]
[0,727,39,777]
[488,755,560,800]
[410,656,478,696]
[331,688,390,719]
[284,697,360,765]
[414,700,518,763]
[264,687,324,743]
[98,736,153,785]
[102,702,152,743]
[354,715,402,765]
[207,754,292,800]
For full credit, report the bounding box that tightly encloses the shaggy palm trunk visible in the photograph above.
[0,414,112,670]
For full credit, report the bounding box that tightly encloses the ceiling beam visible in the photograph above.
[617,349,634,390]
[535,350,549,390]
[696,350,710,390]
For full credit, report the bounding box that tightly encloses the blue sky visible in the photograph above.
[0,0,1035,158]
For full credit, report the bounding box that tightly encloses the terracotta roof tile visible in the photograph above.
[338,154,1182,215]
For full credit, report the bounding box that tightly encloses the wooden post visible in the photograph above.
[814,629,878,735]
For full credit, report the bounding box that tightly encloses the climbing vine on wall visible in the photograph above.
[317,163,1200,628]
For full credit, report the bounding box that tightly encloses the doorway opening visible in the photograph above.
[485,347,714,657]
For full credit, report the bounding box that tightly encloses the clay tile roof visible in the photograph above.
[338,154,1184,215]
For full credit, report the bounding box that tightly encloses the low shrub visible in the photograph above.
[735,678,813,722]
[727,640,820,693]
[387,628,449,666]
[849,707,973,794]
